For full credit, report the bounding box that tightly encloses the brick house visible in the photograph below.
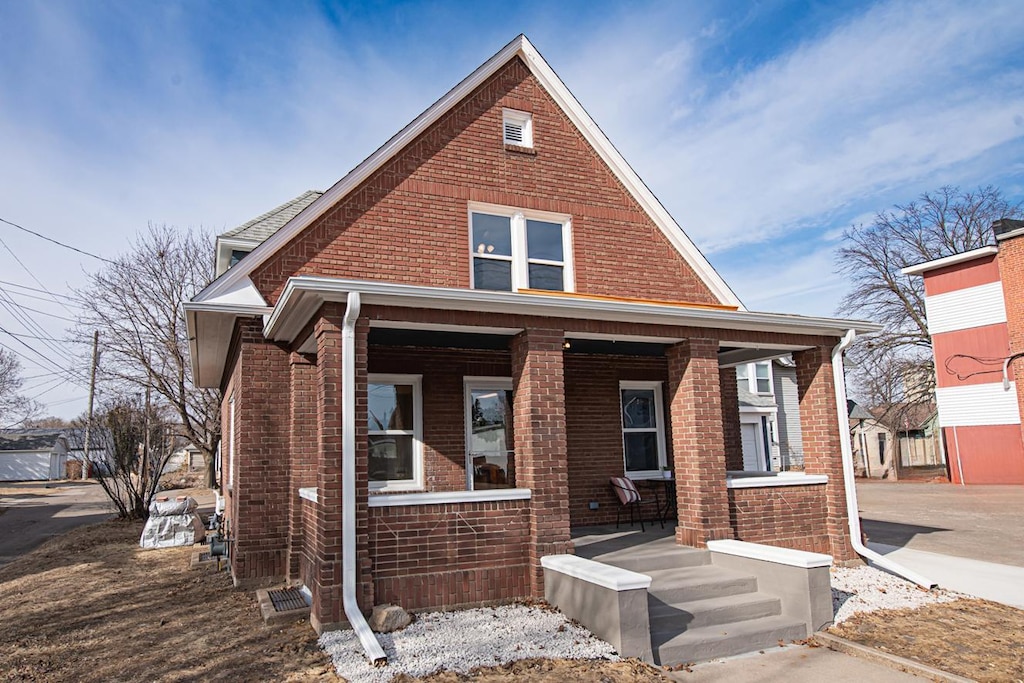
[186,35,876,642]
[902,218,1024,484]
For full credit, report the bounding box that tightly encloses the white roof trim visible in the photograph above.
[901,246,999,275]
[192,34,743,309]
[264,276,880,345]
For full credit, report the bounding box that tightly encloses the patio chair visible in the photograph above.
[609,477,664,532]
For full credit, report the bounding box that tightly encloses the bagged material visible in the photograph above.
[139,496,206,549]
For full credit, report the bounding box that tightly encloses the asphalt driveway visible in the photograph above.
[0,480,115,567]
[857,480,1024,567]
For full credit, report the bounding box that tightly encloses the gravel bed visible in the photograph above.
[831,565,962,623]
[319,604,619,683]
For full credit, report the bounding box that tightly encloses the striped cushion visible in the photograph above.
[610,477,641,504]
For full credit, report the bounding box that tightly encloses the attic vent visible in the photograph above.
[503,109,533,148]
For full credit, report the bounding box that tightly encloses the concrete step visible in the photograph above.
[648,591,783,632]
[653,614,809,665]
[580,541,710,572]
[645,565,758,603]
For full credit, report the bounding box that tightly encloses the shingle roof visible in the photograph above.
[0,429,64,452]
[738,388,777,408]
[221,190,323,243]
[848,400,873,420]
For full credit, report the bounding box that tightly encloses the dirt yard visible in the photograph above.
[830,598,1024,682]
[5,499,1022,683]
[0,510,667,682]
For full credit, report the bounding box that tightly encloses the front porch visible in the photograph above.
[559,524,832,664]
[207,279,872,631]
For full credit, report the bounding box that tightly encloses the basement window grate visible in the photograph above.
[268,587,309,612]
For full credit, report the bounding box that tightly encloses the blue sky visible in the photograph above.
[1,0,1023,418]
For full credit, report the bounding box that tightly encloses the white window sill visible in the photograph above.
[298,487,317,503]
[368,488,531,507]
[725,472,828,488]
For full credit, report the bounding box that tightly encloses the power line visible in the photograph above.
[0,301,78,323]
[0,216,114,263]
[0,235,78,316]
[0,280,85,307]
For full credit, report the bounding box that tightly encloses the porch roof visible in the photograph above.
[186,276,880,388]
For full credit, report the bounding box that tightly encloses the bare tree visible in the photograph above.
[0,349,42,426]
[68,397,179,519]
[836,186,1022,411]
[74,224,220,486]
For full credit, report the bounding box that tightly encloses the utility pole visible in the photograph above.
[82,330,99,480]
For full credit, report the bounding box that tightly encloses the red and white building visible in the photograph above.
[902,218,1024,484]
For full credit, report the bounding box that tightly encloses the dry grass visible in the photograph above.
[392,658,669,682]
[830,598,1024,682]
[0,519,338,682]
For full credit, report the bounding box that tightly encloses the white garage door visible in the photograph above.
[0,452,54,481]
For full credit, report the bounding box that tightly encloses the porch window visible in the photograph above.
[465,378,515,490]
[619,381,667,478]
[368,374,423,492]
[470,204,573,293]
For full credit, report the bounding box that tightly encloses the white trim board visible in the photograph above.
[540,555,652,591]
[924,281,1006,334]
[191,34,742,310]
[936,382,1021,426]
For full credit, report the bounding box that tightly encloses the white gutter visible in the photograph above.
[341,291,387,665]
[832,329,936,589]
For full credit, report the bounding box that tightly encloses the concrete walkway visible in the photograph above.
[668,644,922,682]
[869,541,1024,609]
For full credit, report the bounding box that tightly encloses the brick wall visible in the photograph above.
[230,318,292,585]
[250,58,719,307]
[997,233,1024,448]
[510,328,572,596]
[727,485,830,554]
[563,353,670,526]
[369,500,530,610]
[368,346,512,492]
[288,352,317,580]
[668,339,733,547]
[794,345,855,562]
[719,367,743,471]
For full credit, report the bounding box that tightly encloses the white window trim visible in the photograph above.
[738,361,774,396]
[502,108,533,147]
[368,373,424,493]
[468,202,575,293]
[619,380,667,479]
[464,376,514,491]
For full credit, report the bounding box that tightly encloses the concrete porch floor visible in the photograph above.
[571,523,679,557]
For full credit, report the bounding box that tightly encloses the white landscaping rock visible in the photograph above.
[831,565,962,624]
[319,604,619,683]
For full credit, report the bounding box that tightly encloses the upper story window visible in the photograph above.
[736,362,773,395]
[470,204,574,293]
[502,109,533,148]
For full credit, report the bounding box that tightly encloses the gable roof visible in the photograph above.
[0,429,64,452]
[221,190,324,244]
[192,34,743,310]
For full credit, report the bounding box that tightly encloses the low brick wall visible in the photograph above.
[369,499,532,610]
[727,484,831,554]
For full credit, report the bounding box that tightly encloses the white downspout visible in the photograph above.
[832,329,936,589]
[342,291,387,665]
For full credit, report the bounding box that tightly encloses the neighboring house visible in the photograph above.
[0,429,69,481]
[848,401,943,479]
[902,218,1024,484]
[185,35,877,636]
[732,357,805,472]
[62,427,114,475]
